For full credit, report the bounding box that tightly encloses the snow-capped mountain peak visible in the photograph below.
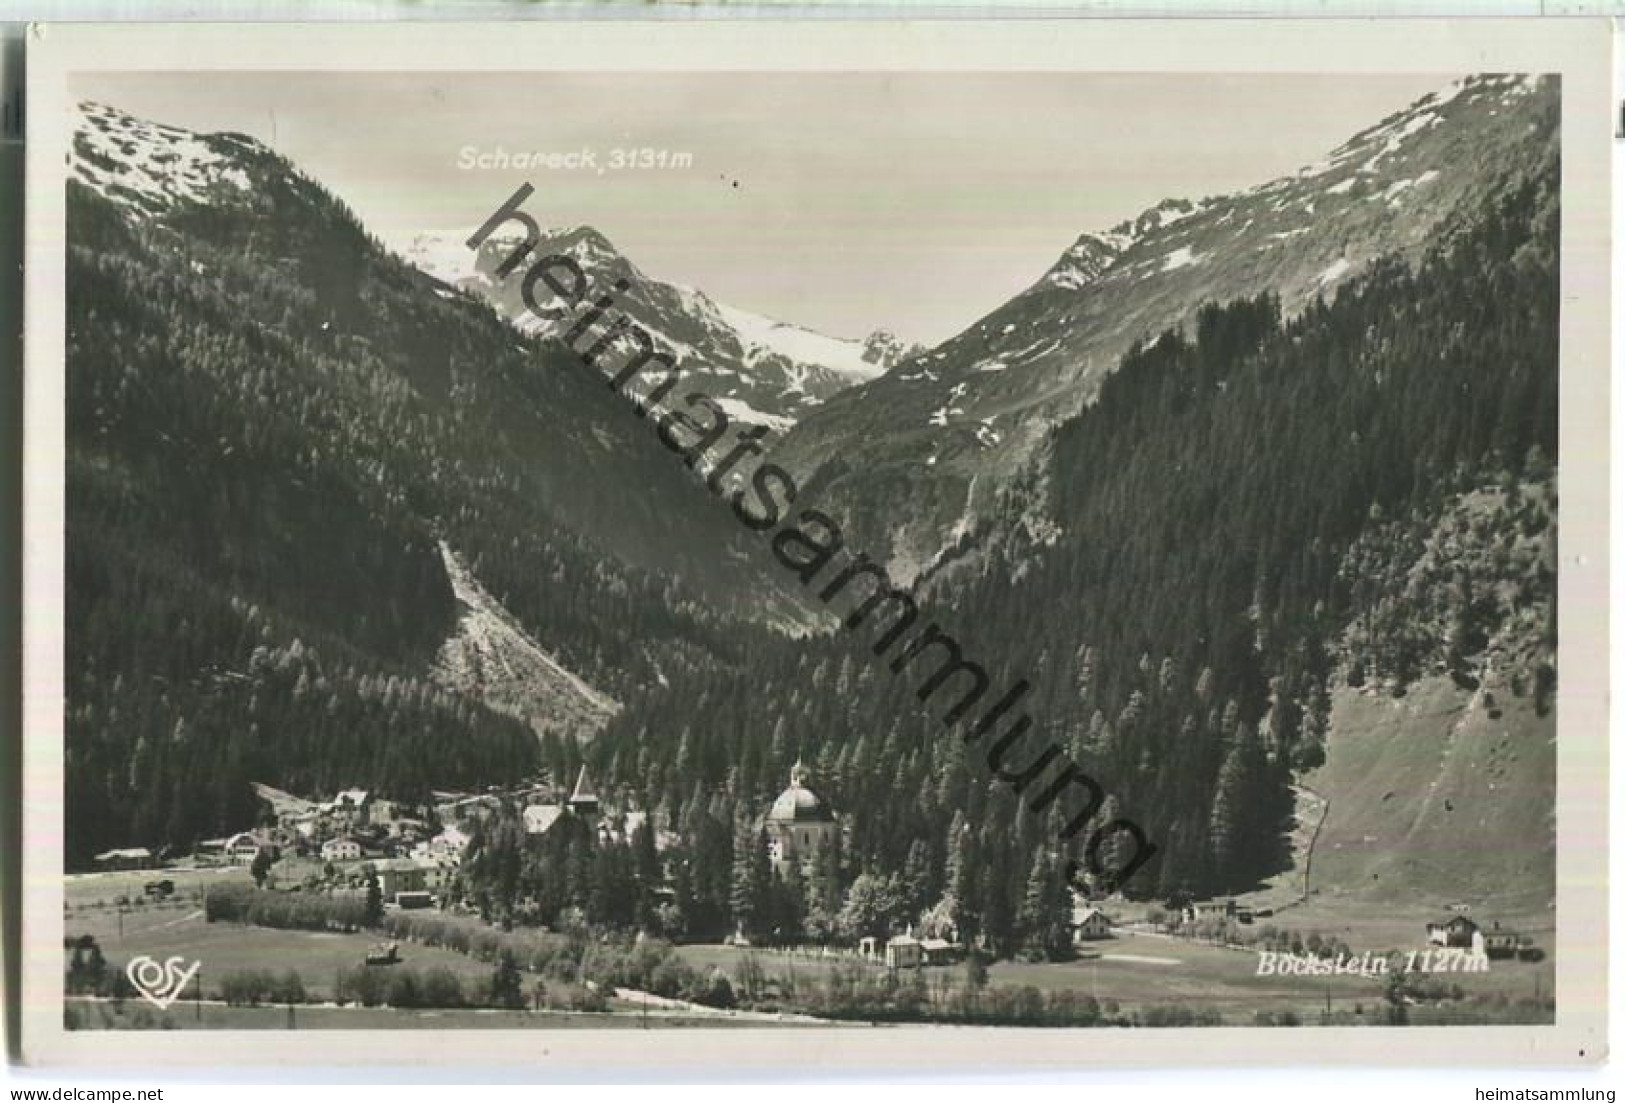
[71,101,264,218]
[405,226,912,431]
[1040,233,1128,292]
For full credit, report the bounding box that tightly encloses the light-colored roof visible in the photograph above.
[93,847,152,861]
[767,782,832,823]
[252,782,316,817]
[375,857,425,871]
[524,804,565,836]
[1074,906,1109,925]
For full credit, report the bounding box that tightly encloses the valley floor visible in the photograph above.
[62,889,1552,1031]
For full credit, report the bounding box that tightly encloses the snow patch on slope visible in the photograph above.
[712,300,887,385]
[72,101,256,218]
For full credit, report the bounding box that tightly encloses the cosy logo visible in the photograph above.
[125,955,200,1010]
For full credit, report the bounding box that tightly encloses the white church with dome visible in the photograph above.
[763,759,838,881]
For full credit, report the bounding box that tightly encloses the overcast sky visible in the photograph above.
[75,71,1452,345]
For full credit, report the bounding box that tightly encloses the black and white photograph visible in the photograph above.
[16,19,1611,1069]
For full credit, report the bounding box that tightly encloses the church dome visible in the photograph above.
[767,760,834,823]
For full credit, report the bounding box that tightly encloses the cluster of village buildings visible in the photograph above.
[88,764,1534,963]
[90,766,651,906]
[91,762,1130,951]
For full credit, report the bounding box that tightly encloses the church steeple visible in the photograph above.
[568,764,599,818]
[789,757,807,788]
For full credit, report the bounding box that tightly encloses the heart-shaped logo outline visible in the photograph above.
[125,954,201,1011]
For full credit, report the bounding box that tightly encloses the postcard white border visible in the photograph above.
[19,17,1612,1070]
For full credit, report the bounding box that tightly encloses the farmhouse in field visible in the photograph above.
[92,847,154,871]
[1473,920,1531,958]
[322,836,363,862]
[224,831,268,864]
[1183,899,1236,924]
[374,856,429,899]
[885,932,923,969]
[1073,906,1113,942]
[414,825,470,862]
[1426,915,1480,949]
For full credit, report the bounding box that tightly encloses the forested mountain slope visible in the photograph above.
[63,102,805,866]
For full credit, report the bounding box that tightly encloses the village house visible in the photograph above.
[919,937,963,966]
[324,789,371,827]
[522,803,565,838]
[1072,906,1113,942]
[885,932,924,969]
[223,831,268,865]
[413,825,470,863]
[435,793,502,825]
[1426,915,1481,949]
[322,836,363,862]
[92,846,154,871]
[374,856,430,899]
[195,837,230,862]
[384,817,431,843]
[1183,899,1236,924]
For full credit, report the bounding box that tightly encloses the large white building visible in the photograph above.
[763,760,837,882]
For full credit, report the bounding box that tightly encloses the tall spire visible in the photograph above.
[569,764,598,809]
